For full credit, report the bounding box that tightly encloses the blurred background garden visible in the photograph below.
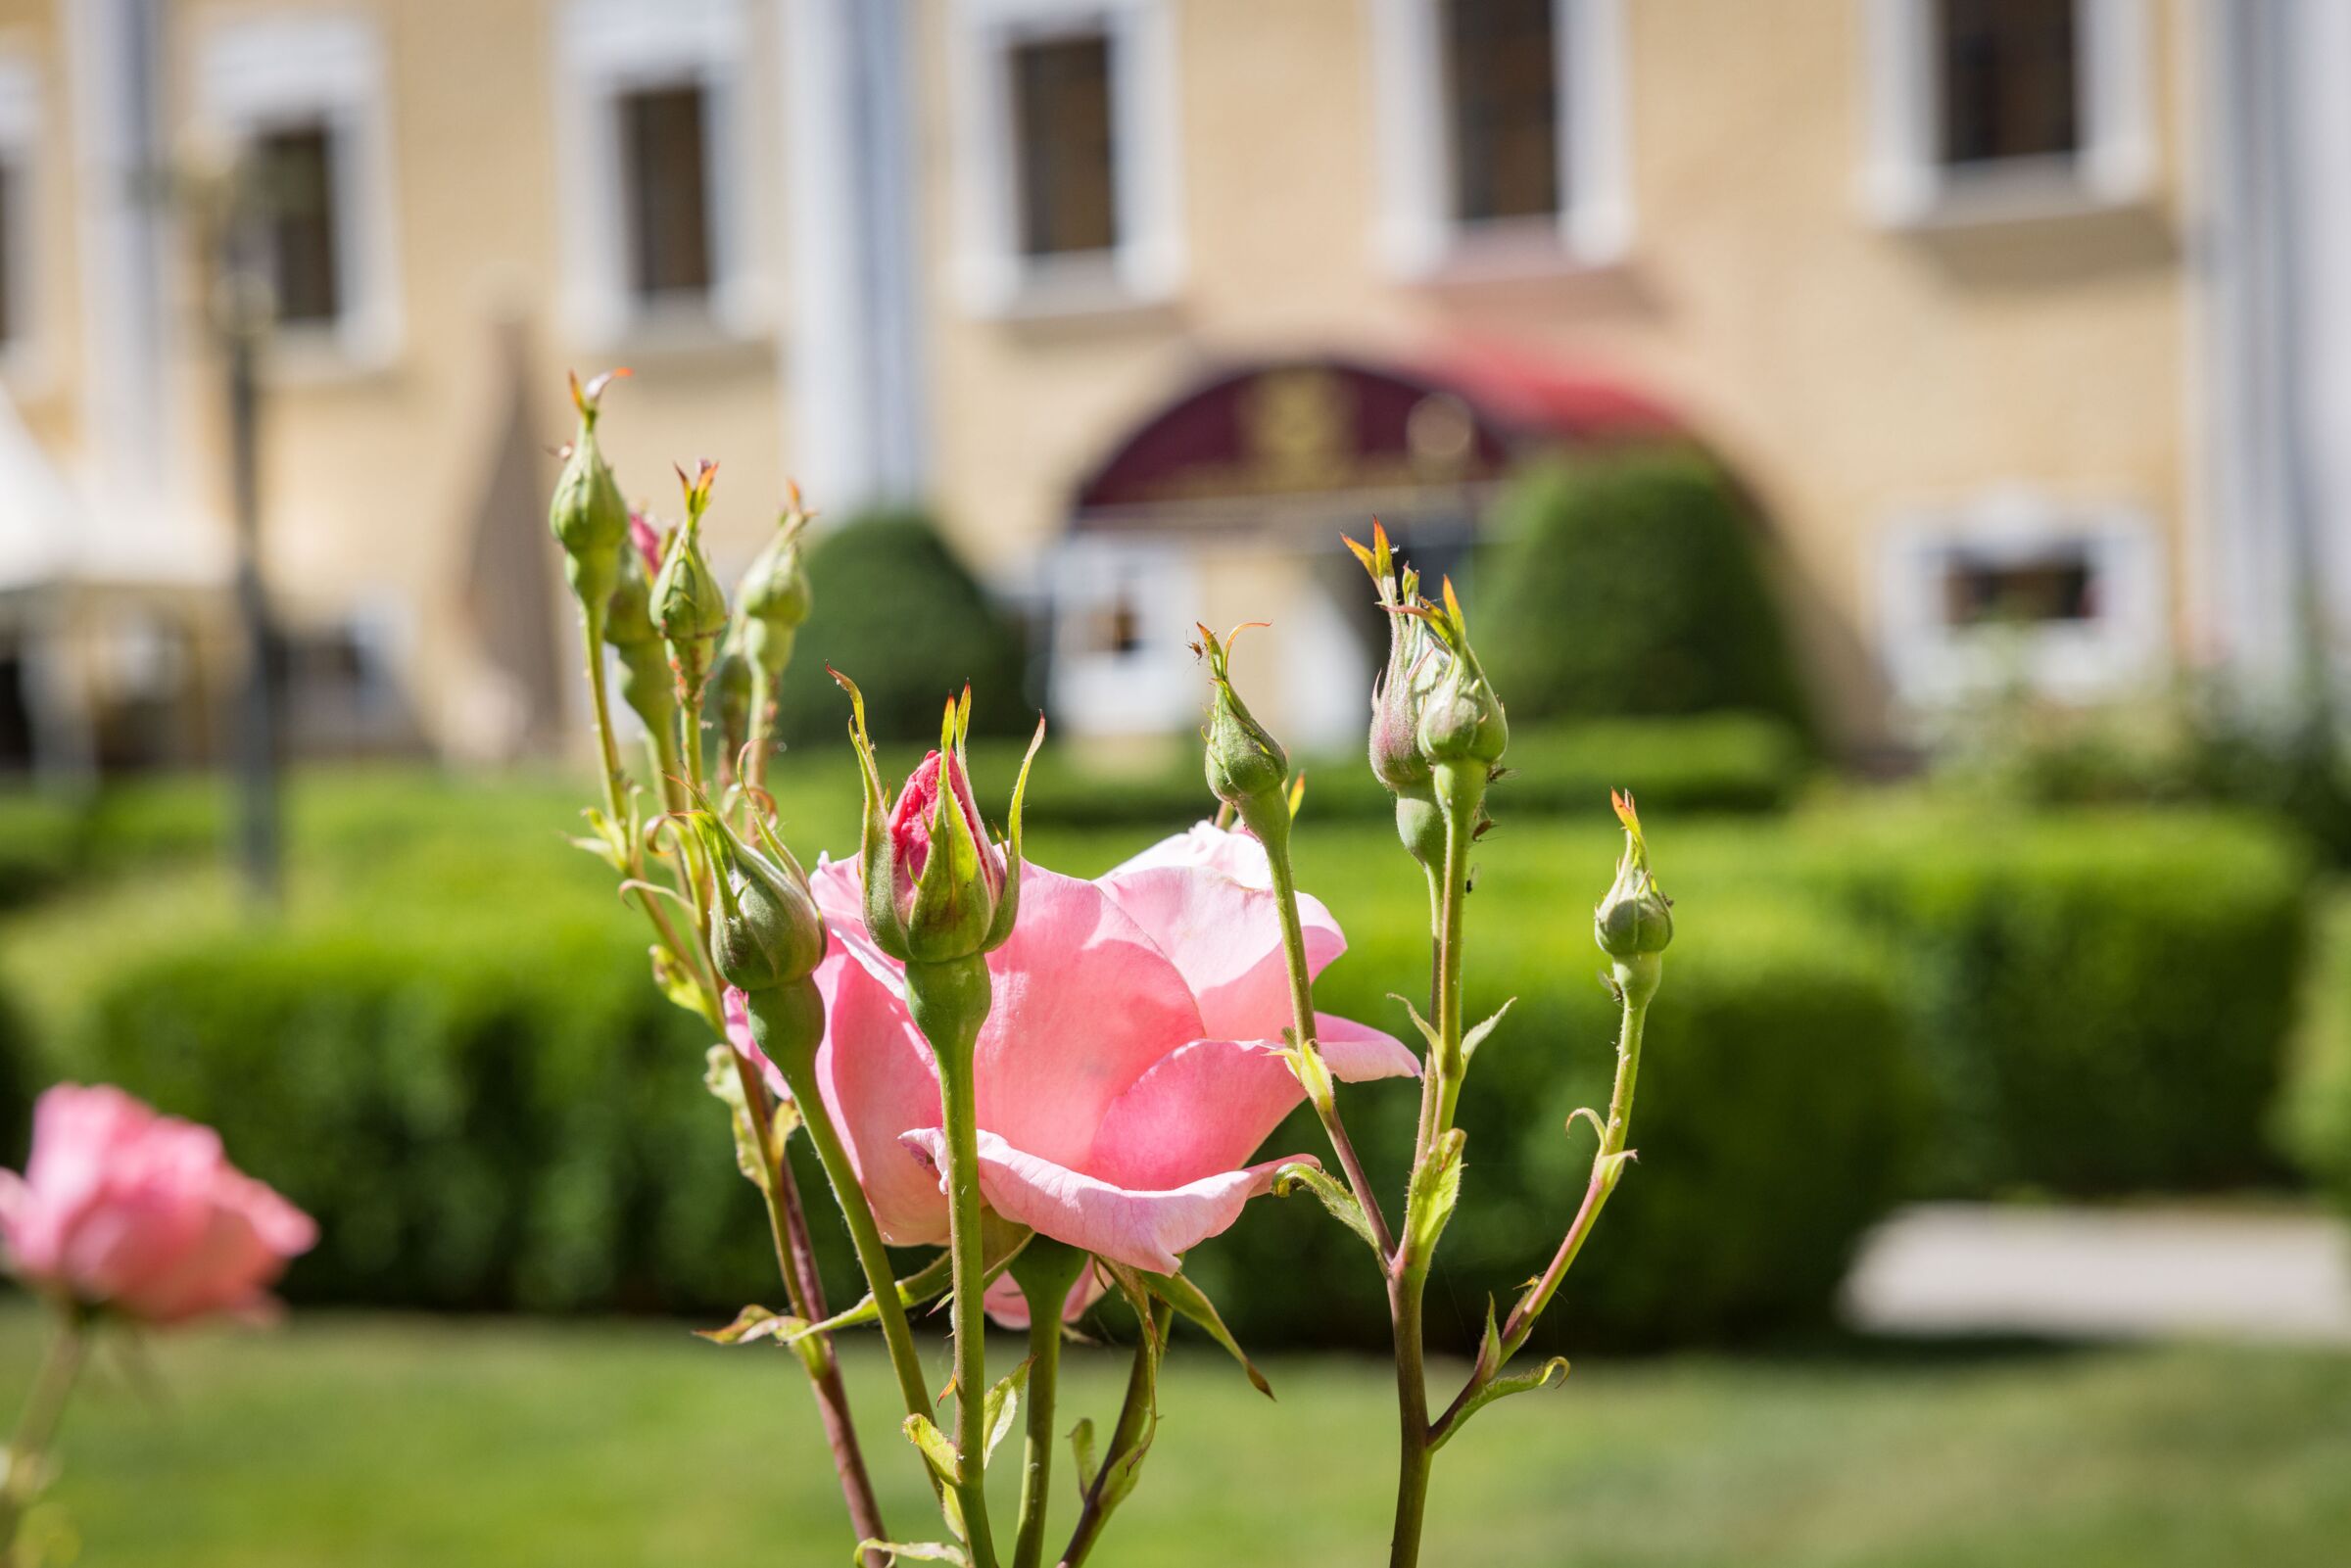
[5,0,2351,1563]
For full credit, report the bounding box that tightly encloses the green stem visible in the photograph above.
[907,956,1000,1568]
[754,996,936,1434]
[1434,958,1655,1440]
[1242,800,1395,1260]
[0,1315,85,1563]
[581,609,627,826]
[747,663,777,800]
[1058,1298,1169,1568]
[730,1053,891,1567]
[1010,1242,1088,1568]
[1389,765,1484,1568]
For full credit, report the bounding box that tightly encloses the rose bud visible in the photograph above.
[0,1084,315,1326]
[1410,577,1509,774]
[690,809,829,995]
[738,488,815,685]
[1195,623,1290,815]
[1345,522,1447,797]
[835,670,1043,966]
[549,369,631,613]
[651,460,730,703]
[1596,789,1673,994]
[603,512,678,739]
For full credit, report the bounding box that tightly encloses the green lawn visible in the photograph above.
[13,1310,2350,1567]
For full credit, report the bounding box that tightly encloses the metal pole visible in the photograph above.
[220,189,280,902]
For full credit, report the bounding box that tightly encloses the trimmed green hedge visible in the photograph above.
[1188,894,1922,1353]
[968,711,1807,828]
[1793,809,2312,1195]
[1478,451,1814,742]
[2280,895,2351,1211]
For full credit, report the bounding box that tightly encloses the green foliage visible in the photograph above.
[2280,894,2351,1210]
[1804,808,2310,1194]
[0,793,75,910]
[1191,897,1923,1353]
[960,712,1807,829]
[1477,450,1813,740]
[771,511,1030,747]
[68,909,808,1312]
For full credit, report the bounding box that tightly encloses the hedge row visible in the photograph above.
[13,795,2318,1349]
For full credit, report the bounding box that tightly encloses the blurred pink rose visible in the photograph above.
[805,820,1415,1301]
[0,1084,316,1326]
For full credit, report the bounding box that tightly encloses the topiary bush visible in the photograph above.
[2277,894,2351,1211]
[1478,450,1813,741]
[772,510,1029,746]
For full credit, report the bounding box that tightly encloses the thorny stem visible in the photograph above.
[0,1314,85,1563]
[1058,1297,1170,1568]
[763,1036,937,1435]
[731,1053,891,1567]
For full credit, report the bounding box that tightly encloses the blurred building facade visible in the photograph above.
[0,0,2321,769]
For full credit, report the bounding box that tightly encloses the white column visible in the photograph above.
[781,0,928,516]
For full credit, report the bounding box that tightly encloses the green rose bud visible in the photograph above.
[549,369,631,613]
[1410,578,1509,771]
[1595,789,1673,964]
[691,809,829,995]
[738,487,815,685]
[652,460,730,703]
[836,670,1044,966]
[1195,622,1290,813]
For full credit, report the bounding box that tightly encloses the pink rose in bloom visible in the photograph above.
[0,1084,316,1326]
[806,816,1415,1307]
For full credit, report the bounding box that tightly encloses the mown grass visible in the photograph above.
[14,1308,2351,1567]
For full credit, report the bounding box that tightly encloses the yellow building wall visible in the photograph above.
[915,0,2192,747]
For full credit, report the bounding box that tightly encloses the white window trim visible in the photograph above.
[554,0,765,353]
[1877,487,2166,707]
[1049,537,1203,736]
[194,10,403,376]
[948,0,1185,320]
[1368,0,1631,280]
[1862,0,2154,229]
[0,48,49,394]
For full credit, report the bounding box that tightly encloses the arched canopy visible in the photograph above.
[1069,345,1680,540]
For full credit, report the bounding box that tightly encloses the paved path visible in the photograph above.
[1841,1203,2351,1345]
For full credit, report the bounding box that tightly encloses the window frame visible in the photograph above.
[1877,487,2166,707]
[1368,0,1631,279]
[1862,0,2155,228]
[554,0,762,351]
[949,0,1184,320]
[194,11,402,375]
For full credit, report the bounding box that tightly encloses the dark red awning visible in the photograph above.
[1070,347,1678,530]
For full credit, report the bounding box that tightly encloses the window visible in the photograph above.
[555,0,755,345]
[950,0,1182,317]
[1012,32,1117,258]
[1935,0,2080,168]
[254,120,342,326]
[196,14,401,368]
[1864,0,2151,225]
[1879,491,2163,706]
[1370,0,1628,275]
[616,83,715,302]
[1443,0,1561,224]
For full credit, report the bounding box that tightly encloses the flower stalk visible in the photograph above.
[0,1313,85,1564]
[1009,1240,1088,1568]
